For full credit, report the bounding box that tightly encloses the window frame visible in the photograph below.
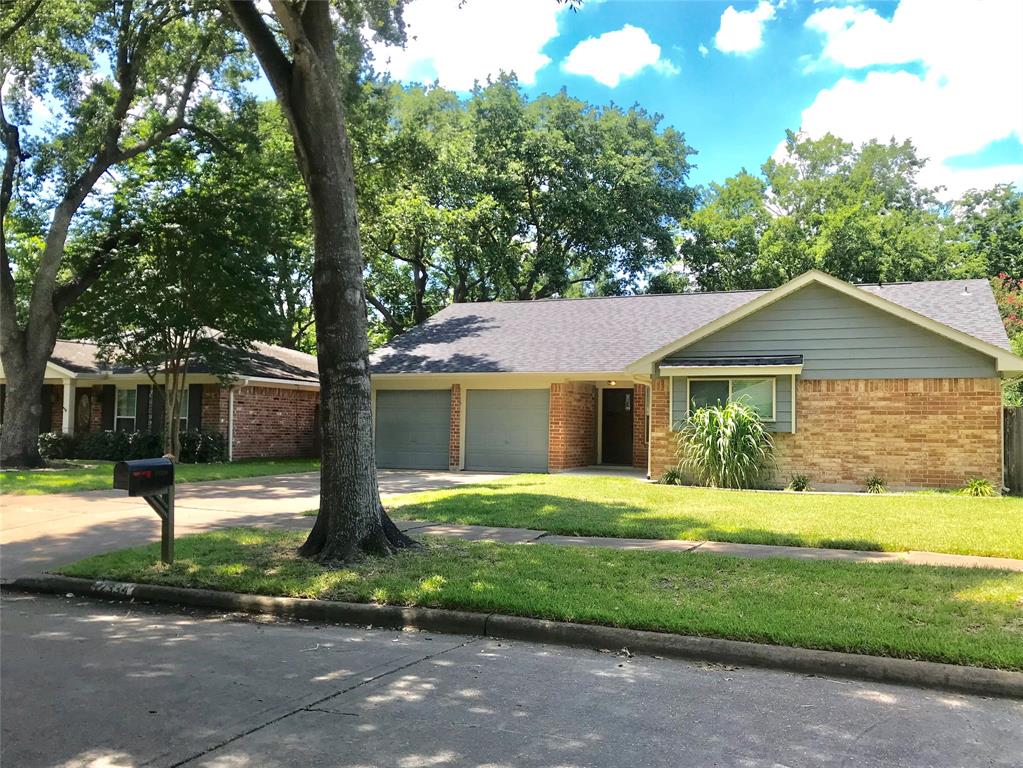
[686,377,776,422]
[114,387,138,432]
[177,388,189,433]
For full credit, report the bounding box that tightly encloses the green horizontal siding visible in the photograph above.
[671,375,793,433]
[677,284,997,380]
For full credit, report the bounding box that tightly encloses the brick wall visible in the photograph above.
[201,385,230,435]
[648,377,674,480]
[632,384,648,470]
[449,384,461,469]
[549,381,597,471]
[231,385,320,460]
[47,385,63,432]
[772,378,1002,490]
[89,386,104,432]
[648,376,1003,490]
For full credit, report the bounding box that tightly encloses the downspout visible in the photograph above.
[228,387,236,462]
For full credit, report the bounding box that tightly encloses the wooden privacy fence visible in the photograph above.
[1004,407,1023,492]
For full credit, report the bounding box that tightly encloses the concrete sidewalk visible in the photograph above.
[394,520,1023,571]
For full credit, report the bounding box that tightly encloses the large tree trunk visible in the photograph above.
[229,1,415,562]
[0,332,53,467]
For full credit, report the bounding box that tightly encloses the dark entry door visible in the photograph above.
[601,388,633,465]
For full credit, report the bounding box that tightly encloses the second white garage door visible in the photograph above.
[464,389,549,472]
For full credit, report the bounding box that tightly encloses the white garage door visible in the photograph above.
[375,390,451,470]
[465,389,549,472]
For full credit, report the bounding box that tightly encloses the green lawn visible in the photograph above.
[57,528,1023,670]
[387,475,1023,559]
[0,458,319,495]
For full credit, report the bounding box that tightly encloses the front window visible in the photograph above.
[115,388,137,432]
[688,378,775,421]
[178,388,189,432]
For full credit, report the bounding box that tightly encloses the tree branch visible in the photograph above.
[0,88,23,339]
[366,293,404,334]
[51,222,142,315]
[226,1,293,102]
[0,0,43,47]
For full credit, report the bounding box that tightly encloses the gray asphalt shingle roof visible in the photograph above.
[370,277,1011,375]
[49,339,319,383]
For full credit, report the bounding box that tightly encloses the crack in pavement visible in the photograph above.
[167,636,480,768]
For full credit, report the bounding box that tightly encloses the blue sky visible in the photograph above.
[367,0,1023,199]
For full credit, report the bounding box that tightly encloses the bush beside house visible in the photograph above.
[38,430,227,464]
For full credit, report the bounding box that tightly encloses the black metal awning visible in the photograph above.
[660,354,804,367]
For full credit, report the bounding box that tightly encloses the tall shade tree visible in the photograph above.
[681,131,963,291]
[358,82,507,339]
[1,0,245,466]
[63,112,278,457]
[358,75,697,341]
[473,75,695,300]
[226,0,416,562]
[956,185,1023,278]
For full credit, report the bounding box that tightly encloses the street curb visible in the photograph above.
[5,574,1021,700]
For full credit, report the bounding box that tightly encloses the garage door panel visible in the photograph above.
[375,390,450,469]
[465,389,549,472]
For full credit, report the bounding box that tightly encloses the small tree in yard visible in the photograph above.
[66,122,277,458]
[676,400,774,489]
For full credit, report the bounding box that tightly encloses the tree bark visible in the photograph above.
[228,0,415,562]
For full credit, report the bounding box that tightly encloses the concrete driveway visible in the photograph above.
[3,591,1021,768]
[0,469,503,578]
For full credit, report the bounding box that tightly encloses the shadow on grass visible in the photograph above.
[392,491,887,553]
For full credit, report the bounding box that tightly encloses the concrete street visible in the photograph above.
[0,470,503,578]
[3,590,1021,768]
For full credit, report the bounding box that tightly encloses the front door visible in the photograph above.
[601,388,633,465]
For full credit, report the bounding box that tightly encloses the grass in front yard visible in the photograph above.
[57,528,1023,670]
[0,458,320,495]
[387,475,1023,559]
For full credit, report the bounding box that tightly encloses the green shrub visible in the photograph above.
[864,474,887,494]
[126,431,165,460]
[676,400,774,489]
[38,432,76,460]
[785,474,812,492]
[38,429,226,463]
[179,430,227,463]
[660,467,684,486]
[957,477,998,497]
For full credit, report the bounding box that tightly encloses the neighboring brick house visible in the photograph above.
[0,339,320,460]
[368,270,1023,490]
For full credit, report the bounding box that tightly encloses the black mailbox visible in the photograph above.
[114,458,174,497]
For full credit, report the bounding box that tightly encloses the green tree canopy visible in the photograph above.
[681,131,967,291]
[357,75,697,340]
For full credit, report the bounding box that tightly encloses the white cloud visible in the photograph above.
[698,43,710,57]
[714,1,776,55]
[796,0,1023,198]
[562,25,679,87]
[370,0,566,91]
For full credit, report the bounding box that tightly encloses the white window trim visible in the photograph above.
[685,377,777,423]
[115,386,138,432]
[178,388,189,433]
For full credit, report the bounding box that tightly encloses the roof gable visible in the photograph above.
[626,271,1021,374]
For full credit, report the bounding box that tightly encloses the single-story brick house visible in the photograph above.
[369,270,1023,490]
[0,340,320,461]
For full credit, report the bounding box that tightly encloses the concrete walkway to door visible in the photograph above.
[0,469,505,579]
